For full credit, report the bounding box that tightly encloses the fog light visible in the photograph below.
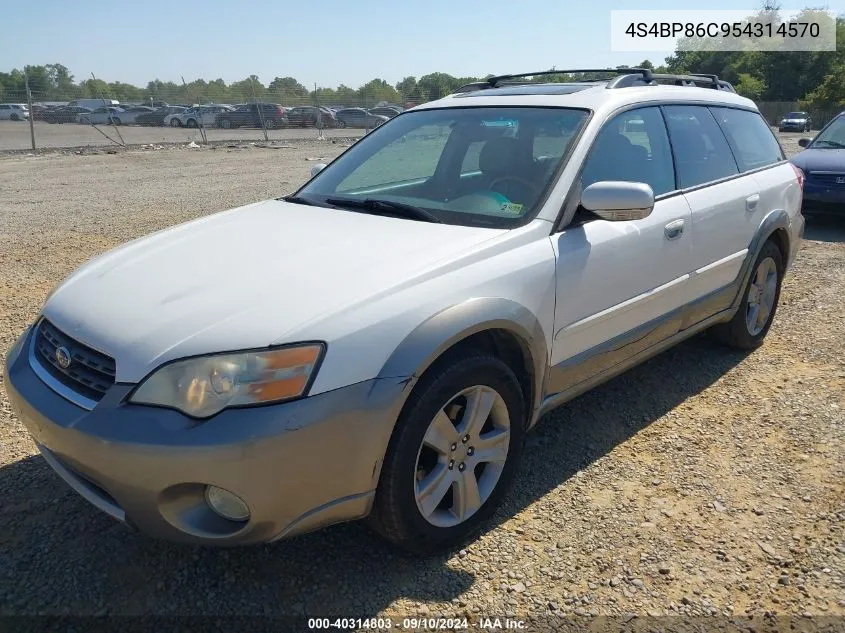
[205,485,250,522]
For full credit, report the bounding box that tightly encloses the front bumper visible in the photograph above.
[4,327,406,545]
[802,183,845,214]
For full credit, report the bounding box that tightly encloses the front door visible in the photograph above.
[549,106,692,392]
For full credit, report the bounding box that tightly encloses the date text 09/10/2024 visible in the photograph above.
[306,617,527,630]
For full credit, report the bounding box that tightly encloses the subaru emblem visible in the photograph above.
[55,346,71,369]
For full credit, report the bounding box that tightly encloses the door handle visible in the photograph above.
[746,194,760,211]
[664,219,685,240]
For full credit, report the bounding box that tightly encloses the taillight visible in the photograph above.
[790,163,804,190]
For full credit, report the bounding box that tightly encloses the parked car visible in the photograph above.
[0,103,29,121]
[42,106,93,124]
[30,104,53,121]
[334,107,389,128]
[791,111,845,216]
[113,105,155,124]
[77,107,125,125]
[5,70,804,554]
[286,106,338,128]
[66,98,120,110]
[135,106,187,126]
[368,106,402,119]
[166,105,234,128]
[779,111,812,133]
[214,103,288,129]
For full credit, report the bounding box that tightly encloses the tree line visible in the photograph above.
[2,8,844,108]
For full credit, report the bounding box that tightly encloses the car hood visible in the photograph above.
[44,199,504,382]
[790,148,845,172]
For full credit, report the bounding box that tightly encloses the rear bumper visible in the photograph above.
[4,326,406,545]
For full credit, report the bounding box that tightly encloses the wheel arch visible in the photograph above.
[377,297,548,429]
[730,209,790,312]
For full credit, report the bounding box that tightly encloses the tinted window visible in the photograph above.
[581,107,675,196]
[663,105,739,188]
[710,107,784,172]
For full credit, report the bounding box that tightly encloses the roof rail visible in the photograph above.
[452,68,735,94]
[453,68,653,93]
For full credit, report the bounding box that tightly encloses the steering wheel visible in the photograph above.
[489,175,541,198]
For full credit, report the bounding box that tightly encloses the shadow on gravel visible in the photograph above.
[803,214,845,244]
[0,336,749,617]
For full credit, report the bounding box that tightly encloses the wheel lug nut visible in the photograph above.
[448,460,454,470]
[458,463,466,472]
[467,447,474,456]
[450,443,457,451]
[462,435,470,443]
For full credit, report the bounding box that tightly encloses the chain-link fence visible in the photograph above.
[1,71,840,151]
[0,76,452,151]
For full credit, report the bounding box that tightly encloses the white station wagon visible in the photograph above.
[5,69,804,554]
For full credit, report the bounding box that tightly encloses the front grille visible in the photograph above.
[34,319,116,401]
[807,172,845,187]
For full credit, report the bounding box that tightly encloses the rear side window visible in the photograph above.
[663,105,739,188]
[581,106,676,196]
[710,107,784,172]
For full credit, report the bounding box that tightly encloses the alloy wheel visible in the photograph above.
[746,256,778,336]
[413,385,510,528]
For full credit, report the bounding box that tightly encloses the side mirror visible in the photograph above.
[310,163,327,177]
[798,138,812,148]
[581,181,655,221]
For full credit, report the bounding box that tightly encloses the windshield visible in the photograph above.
[294,106,588,228]
[785,112,807,118]
[810,115,845,149]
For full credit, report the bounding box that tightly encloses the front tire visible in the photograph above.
[710,240,784,349]
[170,119,182,127]
[369,352,526,555]
[186,119,198,128]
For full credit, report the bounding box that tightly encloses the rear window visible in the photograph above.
[710,107,784,172]
[785,112,807,118]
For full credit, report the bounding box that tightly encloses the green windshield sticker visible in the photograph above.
[500,202,524,214]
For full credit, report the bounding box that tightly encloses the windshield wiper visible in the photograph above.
[282,194,324,207]
[812,140,845,149]
[324,197,443,223]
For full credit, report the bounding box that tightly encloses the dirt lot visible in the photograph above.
[0,133,843,626]
[0,119,361,151]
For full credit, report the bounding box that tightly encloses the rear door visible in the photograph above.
[709,106,791,232]
[663,105,758,302]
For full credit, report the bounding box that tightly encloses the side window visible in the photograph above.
[710,107,784,172]
[663,105,739,188]
[461,141,485,174]
[581,107,675,196]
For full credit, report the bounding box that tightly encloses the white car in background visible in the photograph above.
[165,105,234,128]
[0,103,29,121]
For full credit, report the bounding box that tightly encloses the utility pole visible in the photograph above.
[24,70,36,150]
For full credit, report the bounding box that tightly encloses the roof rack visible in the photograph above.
[452,68,735,94]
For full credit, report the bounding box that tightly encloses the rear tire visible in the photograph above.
[220,119,232,129]
[368,352,526,555]
[170,119,182,127]
[10,113,19,121]
[264,118,276,130]
[710,240,784,350]
[186,119,198,128]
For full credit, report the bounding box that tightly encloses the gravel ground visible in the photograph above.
[0,133,842,627]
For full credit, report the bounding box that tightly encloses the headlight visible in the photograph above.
[129,344,324,419]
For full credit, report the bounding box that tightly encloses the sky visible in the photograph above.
[1,0,841,90]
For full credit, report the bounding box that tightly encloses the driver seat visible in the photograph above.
[478,136,535,202]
